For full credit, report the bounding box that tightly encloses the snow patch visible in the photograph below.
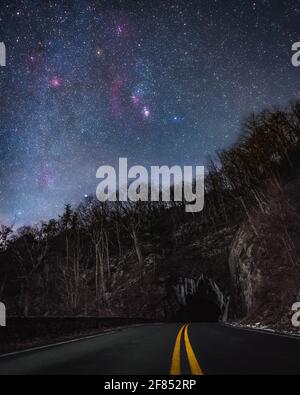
[226,322,300,337]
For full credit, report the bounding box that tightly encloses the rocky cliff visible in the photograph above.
[229,178,300,331]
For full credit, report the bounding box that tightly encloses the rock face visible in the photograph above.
[228,178,300,331]
[229,226,263,317]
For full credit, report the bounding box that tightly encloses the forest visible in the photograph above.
[0,101,300,320]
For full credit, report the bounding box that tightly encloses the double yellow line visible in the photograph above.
[170,324,204,375]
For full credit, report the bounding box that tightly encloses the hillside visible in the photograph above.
[1,101,300,335]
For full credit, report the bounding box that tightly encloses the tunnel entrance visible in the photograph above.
[174,277,225,323]
[175,293,221,322]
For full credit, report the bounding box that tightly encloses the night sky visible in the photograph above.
[1,0,300,225]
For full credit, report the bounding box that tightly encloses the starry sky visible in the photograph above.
[1,0,300,225]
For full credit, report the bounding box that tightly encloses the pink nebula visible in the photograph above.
[131,94,141,106]
[50,76,61,88]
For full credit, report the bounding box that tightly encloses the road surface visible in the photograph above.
[0,323,299,375]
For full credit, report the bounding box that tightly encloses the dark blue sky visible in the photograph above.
[1,0,300,225]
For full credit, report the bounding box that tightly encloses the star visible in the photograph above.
[96,48,104,57]
[142,106,150,119]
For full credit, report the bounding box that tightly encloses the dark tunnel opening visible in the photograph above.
[174,292,221,323]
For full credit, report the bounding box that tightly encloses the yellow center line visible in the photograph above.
[170,324,186,375]
[170,323,204,376]
[184,324,204,375]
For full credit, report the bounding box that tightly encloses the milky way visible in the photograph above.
[1,0,300,225]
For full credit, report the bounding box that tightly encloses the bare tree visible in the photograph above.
[14,227,48,317]
[80,200,110,312]
[120,201,145,267]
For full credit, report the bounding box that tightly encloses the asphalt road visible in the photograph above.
[0,323,299,375]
